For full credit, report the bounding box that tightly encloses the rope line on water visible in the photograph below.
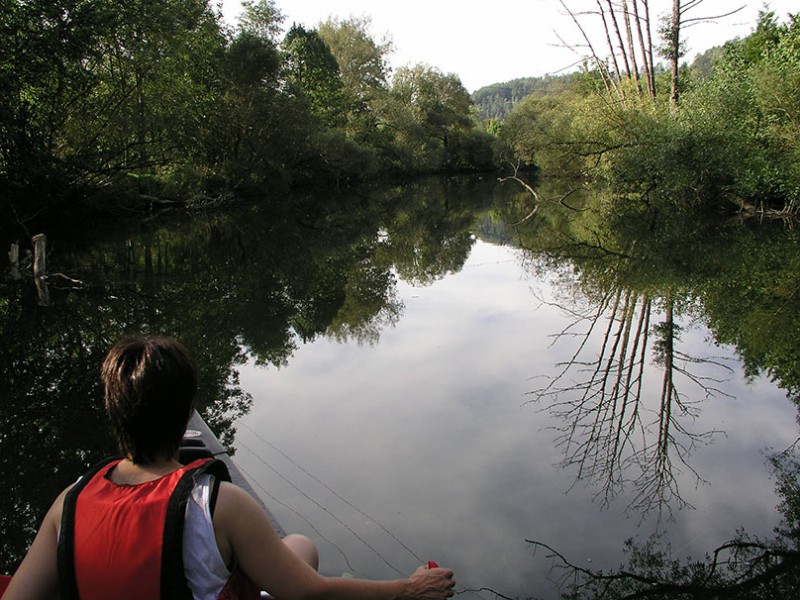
[233,447,362,577]
[237,423,500,600]
[241,422,426,564]
[236,435,405,576]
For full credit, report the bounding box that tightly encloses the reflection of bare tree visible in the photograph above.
[528,287,731,515]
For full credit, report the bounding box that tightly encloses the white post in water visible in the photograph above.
[32,233,50,306]
[8,242,20,280]
[32,234,47,278]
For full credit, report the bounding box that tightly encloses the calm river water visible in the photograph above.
[231,238,795,599]
[1,176,798,599]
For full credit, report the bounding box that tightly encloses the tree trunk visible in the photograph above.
[669,0,681,109]
[32,234,47,278]
[604,0,633,81]
[632,0,656,98]
[621,1,642,94]
[596,0,624,87]
[32,234,50,306]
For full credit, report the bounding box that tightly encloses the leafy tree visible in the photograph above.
[207,30,299,194]
[499,8,800,216]
[1,0,499,223]
[385,65,476,171]
[282,24,346,128]
[237,0,284,41]
[317,16,391,110]
[317,16,393,145]
[0,0,117,200]
[700,11,800,213]
[495,77,588,177]
[62,0,225,179]
[748,13,800,213]
[208,0,353,194]
[0,0,227,209]
[733,7,783,66]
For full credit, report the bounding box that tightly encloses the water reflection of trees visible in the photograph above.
[503,183,752,514]
[531,444,800,599]
[0,176,497,573]
[377,179,482,286]
[506,182,800,597]
[528,282,732,514]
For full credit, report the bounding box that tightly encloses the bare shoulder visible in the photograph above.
[214,481,262,513]
[4,483,77,599]
[213,481,275,532]
[44,482,77,529]
[211,481,286,571]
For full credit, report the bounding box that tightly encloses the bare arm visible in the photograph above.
[3,487,71,600]
[215,483,455,600]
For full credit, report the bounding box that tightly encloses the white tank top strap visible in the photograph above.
[183,473,232,600]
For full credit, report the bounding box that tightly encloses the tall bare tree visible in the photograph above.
[560,0,657,101]
[560,0,746,106]
[662,0,745,108]
[631,0,657,97]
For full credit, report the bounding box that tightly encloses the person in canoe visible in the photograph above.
[4,336,455,600]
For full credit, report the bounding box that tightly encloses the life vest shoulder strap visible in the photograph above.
[161,458,231,599]
[57,456,119,600]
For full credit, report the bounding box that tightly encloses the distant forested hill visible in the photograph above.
[471,73,581,120]
[472,44,731,121]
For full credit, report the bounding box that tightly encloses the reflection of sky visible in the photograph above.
[233,240,798,599]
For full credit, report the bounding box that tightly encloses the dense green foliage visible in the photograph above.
[493,10,800,217]
[0,0,493,233]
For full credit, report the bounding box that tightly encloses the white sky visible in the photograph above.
[218,0,797,92]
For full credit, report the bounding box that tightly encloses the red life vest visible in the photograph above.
[57,457,260,600]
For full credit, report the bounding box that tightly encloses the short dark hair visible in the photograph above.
[101,336,197,465]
